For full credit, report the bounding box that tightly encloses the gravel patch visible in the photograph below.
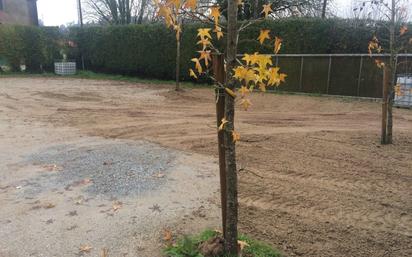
[23,140,176,198]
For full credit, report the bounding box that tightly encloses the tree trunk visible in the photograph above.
[382,67,389,144]
[387,0,396,144]
[137,0,147,24]
[321,0,327,18]
[175,30,181,91]
[224,0,239,255]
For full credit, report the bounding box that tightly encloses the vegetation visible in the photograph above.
[164,230,281,257]
[1,19,410,78]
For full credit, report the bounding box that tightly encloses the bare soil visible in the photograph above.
[1,77,411,257]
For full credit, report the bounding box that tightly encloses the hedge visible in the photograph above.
[1,18,410,79]
[0,25,61,72]
[70,18,410,81]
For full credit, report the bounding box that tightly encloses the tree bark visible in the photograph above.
[224,0,239,255]
[387,0,396,144]
[321,0,327,18]
[175,19,181,91]
[381,67,389,144]
[137,0,147,24]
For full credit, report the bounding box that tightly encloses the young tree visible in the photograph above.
[157,1,286,255]
[363,0,411,144]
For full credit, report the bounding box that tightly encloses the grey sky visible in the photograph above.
[36,0,365,26]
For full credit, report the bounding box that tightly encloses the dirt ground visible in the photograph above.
[0,77,411,257]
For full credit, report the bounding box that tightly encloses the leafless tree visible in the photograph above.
[83,0,153,24]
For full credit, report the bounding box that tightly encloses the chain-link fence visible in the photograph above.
[248,54,412,99]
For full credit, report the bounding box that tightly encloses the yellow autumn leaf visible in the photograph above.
[238,240,250,251]
[258,83,266,92]
[225,87,237,98]
[239,86,249,96]
[210,6,221,25]
[166,0,181,9]
[214,26,223,40]
[79,245,93,253]
[112,201,123,211]
[240,98,252,110]
[197,38,212,50]
[183,0,196,10]
[219,117,228,131]
[189,69,198,79]
[242,54,252,65]
[375,59,385,68]
[198,50,212,66]
[197,28,212,40]
[257,29,270,45]
[232,131,241,143]
[400,25,408,36]
[395,84,403,96]
[261,4,273,18]
[255,54,273,68]
[164,229,173,241]
[191,58,203,73]
[237,0,244,5]
[267,67,281,86]
[274,36,282,54]
[279,73,287,83]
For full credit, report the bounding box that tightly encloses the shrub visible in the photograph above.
[0,25,61,72]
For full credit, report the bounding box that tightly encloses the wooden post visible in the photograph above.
[212,53,227,238]
[382,67,390,144]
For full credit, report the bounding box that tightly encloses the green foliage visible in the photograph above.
[0,25,61,72]
[70,18,406,81]
[164,230,281,257]
[1,18,409,78]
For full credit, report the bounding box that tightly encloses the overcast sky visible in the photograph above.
[36,0,359,26]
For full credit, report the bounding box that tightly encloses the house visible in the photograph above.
[0,0,38,26]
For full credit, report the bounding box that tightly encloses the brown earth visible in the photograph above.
[1,77,411,257]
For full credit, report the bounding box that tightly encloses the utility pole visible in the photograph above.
[77,0,85,70]
[77,0,84,27]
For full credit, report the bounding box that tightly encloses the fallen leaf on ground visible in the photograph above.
[163,229,173,241]
[43,203,55,209]
[152,173,165,178]
[101,248,109,257]
[149,204,161,212]
[112,201,123,211]
[79,244,92,253]
[238,240,250,251]
[42,164,61,172]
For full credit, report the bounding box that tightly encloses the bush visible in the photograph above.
[70,18,409,81]
[0,25,61,72]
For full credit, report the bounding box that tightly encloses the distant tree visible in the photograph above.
[216,0,328,19]
[84,0,150,24]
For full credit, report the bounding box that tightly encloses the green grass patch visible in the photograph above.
[164,230,281,257]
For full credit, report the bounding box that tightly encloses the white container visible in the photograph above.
[54,61,76,76]
[394,75,412,108]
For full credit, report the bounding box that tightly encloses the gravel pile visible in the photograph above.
[23,140,176,198]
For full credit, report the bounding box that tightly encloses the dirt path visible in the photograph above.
[1,77,411,257]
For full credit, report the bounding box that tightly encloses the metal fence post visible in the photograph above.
[212,53,227,238]
[357,56,364,96]
[299,56,304,91]
[326,56,332,94]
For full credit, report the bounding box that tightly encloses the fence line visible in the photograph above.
[236,53,412,98]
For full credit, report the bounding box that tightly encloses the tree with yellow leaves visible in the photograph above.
[155,0,286,255]
[154,0,198,91]
[363,0,411,144]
